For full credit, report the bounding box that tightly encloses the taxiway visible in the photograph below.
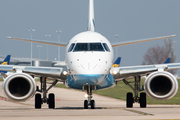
[0,81,180,120]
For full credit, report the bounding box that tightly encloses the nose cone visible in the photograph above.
[67,52,112,85]
[69,52,111,74]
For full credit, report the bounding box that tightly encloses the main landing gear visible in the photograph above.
[84,85,95,109]
[123,76,147,108]
[35,77,58,109]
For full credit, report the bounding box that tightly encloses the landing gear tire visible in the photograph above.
[84,100,88,109]
[126,92,133,108]
[90,100,95,109]
[48,93,55,109]
[35,93,42,109]
[140,92,146,108]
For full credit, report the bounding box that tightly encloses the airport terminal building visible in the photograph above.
[0,56,65,67]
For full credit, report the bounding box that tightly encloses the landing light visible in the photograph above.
[113,71,118,75]
[85,94,88,98]
[63,71,68,75]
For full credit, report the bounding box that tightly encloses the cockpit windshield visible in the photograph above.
[73,43,105,52]
[102,43,110,52]
[90,43,104,51]
[68,43,75,52]
[73,43,88,52]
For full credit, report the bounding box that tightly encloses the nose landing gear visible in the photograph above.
[84,85,95,109]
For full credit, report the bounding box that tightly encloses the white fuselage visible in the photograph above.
[65,31,114,85]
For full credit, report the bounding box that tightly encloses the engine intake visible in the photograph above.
[2,73,36,102]
[144,71,178,100]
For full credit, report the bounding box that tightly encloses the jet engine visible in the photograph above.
[2,73,36,102]
[144,71,178,100]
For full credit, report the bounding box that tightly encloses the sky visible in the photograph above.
[0,0,180,70]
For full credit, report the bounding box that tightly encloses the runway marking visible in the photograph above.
[101,107,153,116]
[0,96,33,106]
[123,108,153,116]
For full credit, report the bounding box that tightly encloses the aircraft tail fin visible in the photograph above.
[164,58,171,64]
[0,55,11,74]
[112,57,121,67]
[2,55,11,65]
[88,0,95,32]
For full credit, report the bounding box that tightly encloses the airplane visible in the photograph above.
[0,55,11,77]
[112,57,121,67]
[1,0,179,109]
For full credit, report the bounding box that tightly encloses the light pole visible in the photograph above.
[28,28,35,66]
[45,34,51,61]
[172,40,177,56]
[56,30,62,61]
[173,41,177,48]
[114,34,119,59]
[37,45,42,59]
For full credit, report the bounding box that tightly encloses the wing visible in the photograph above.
[111,35,176,47]
[7,37,67,47]
[111,63,180,81]
[0,65,67,81]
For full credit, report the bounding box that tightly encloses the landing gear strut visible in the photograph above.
[84,85,95,109]
[35,77,58,109]
[123,76,147,108]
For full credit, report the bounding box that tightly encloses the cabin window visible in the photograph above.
[68,43,75,52]
[102,43,110,52]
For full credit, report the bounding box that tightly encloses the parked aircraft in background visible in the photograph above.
[0,55,11,77]
[2,0,179,109]
[112,57,121,67]
[164,58,171,64]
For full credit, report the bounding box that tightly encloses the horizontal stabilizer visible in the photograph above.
[112,35,176,47]
[7,37,67,47]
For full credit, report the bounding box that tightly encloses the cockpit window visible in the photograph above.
[102,43,110,52]
[90,43,104,51]
[68,43,75,52]
[73,43,105,52]
[73,43,88,52]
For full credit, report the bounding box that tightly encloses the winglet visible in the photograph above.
[171,35,176,37]
[7,36,12,39]
[88,0,95,32]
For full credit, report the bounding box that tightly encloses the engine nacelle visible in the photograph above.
[2,73,36,102]
[144,71,178,100]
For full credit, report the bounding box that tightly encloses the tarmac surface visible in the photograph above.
[0,81,180,120]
